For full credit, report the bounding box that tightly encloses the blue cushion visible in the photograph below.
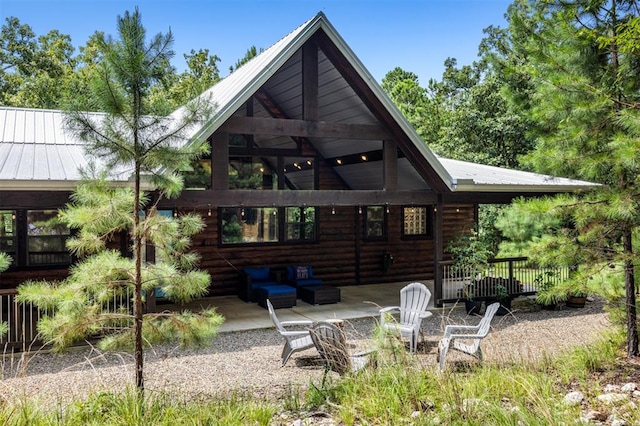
[252,281,278,289]
[244,267,270,281]
[258,285,296,296]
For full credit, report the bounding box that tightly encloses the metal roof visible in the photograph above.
[439,157,596,192]
[0,12,597,194]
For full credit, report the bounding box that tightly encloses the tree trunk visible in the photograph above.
[134,165,144,392]
[622,228,639,357]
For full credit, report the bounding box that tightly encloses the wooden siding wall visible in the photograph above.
[186,203,475,297]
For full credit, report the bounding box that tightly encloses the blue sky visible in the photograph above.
[1,0,512,85]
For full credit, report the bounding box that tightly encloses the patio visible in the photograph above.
[167,281,436,333]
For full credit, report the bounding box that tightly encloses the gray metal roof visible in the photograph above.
[439,157,596,192]
[0,12,597,194]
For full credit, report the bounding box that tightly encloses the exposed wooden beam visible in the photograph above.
[383,139,398,191]
[220,115,390,140]
[211,132,229,190]
[160,189,438,208]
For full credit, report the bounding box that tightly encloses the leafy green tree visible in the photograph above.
[229,45,262,73]
[507,0,640,356]
[18,8,220,393]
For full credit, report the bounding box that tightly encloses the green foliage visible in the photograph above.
[16,179,222,353]
[0,389,277,425]
[446,225,496,276]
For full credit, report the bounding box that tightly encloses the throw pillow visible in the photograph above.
[295,265,309,280]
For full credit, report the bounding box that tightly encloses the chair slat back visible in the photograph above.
[468,302,500,352]
[310,322,351,374]
[399,282,431,325]
[267,299,285,333]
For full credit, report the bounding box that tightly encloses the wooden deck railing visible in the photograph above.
[0,287,134,353]
[438,257,570,303]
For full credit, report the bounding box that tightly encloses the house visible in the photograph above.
[0,12,594,305]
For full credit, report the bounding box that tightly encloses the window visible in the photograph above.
[229,157,277,190]
[402,206,433,238]
[285,207,316,242]
[364,206,386,240]
[27,210,71,265]
[0,211,16,263]
[220,207,279,244]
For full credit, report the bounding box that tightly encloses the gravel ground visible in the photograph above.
[0,297,609,409]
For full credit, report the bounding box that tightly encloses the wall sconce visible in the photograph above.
[11,213,16,220]
[173,209,178,217]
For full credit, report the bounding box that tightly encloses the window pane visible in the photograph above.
[365,206,385,239]
[183,159,212,189]
[0,211,16,258]
[221,207,278,244]
[27,210,71,265]
[403,206,431,236]
[285,207,316,241]
[229,157,277,190]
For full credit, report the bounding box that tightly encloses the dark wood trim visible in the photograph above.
[434,195,444,306]
[220,116,390,140]
[0,191,72,208]
[161,189,438,208]
[211,132,229,190]
[383,139,398,191]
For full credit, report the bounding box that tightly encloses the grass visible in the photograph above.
[0,328,637,425]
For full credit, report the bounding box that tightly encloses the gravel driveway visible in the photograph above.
[0,297,609,408]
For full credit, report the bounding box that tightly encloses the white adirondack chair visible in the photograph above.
[437,302,500,371]
[266,299,315,366]
[309,321,374,375]
[379,282,432,353]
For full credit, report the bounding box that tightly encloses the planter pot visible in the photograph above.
[539,302,560,311]
[487,297,511,316]
[566,295,587,308]
[464,299,483,315]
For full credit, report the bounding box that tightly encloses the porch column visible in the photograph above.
[211,132,229,190]
[383,139,398,191]
[434,195,444,306]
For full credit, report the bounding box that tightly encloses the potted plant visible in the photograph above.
[534,271,563,310]
[486,282,512,316]
[446,227,496,315]
[462,284,483,315]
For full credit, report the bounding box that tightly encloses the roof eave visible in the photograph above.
[452,183,598,193]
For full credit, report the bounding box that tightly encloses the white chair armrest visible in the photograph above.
[280,330,311,337]
[280,320,314,327]
[419,311,433,319]
[379,306,400,314]
[444,324,480,338]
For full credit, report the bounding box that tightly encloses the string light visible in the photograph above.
[358,205,362,214]
[173,209,178,217]
[331,205,336,215]
[386,203,390,214]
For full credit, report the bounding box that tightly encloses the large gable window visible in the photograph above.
[27,210,71,265]
[229,157,277,190]
[402,206,433,239]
